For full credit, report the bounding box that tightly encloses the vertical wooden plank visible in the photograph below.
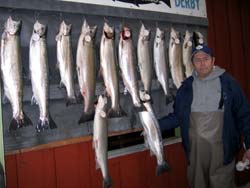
[5,154,18,188]
[227,0,247,91]
[239,0,250,97]
[211,0,232,73]
[16,149,56,188]
[54,142,91,188]
[166,143,188,188]
[118,151,148,188]
[206,0,216,54]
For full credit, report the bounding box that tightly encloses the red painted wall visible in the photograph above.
[5,142,188,188]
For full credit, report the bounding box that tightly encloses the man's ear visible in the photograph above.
[212,57,215,65]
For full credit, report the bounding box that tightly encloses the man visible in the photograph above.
[159,44,250,188]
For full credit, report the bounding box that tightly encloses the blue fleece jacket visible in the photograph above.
[159,72,250,165]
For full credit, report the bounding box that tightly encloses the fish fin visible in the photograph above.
[55,34,61,41]
[134,105,147,112]
[23,112,33,127]
[103,176,113,188]
[49,115,57,129]
[31,95,37,105]
[156,161,171,176]
[9,119,20,131]
[108,106,127,118]
[58,81,65,89]
[161,0,171,7]
[66,96,77,106]
[78,111,95,124]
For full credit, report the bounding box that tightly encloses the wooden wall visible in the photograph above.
[206,0,250,96]
[5,142,188,188]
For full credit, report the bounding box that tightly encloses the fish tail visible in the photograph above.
[108,106,127,118]
[49,115,57,129]
[9,119,19,131]
[36,115,57,132]
[156,161,170,176]
[66,96,77,106]
[78,111,95,124]
[103,176,112,188]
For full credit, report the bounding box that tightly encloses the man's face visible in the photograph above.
[192,51,215,79]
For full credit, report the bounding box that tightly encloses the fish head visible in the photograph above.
[81,20,97,42]
[60,20,72,36]
[139,24,150,40]
[96,95,108,113]
[121,26,131,40]
[103,22,114,39]
[33,21,47,37]
[170,27,180,44]
[4,16,21,35]
[194,31,204,45]
[155,27,164,40]
[184,30,193,47]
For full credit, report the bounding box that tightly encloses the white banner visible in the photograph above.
[60,0,207,18]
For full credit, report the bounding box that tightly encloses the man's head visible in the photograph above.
[191,44,215,79]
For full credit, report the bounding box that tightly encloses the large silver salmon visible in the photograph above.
[76,20,97,124]
[118,26,141,107]
[153,27,169,96]
[56,20,76,106]
[1,17,32,131]
[100,22,123,117]
[29,21,57,132]
[138,91,170,176]
[137,24,152,93]
[93,95,112,188]
[168,27,184,89]
[182,30,193,78]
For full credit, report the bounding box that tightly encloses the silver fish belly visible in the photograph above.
[29,21,57,132]
[100,22,123,117]
[153,27,170,96]
[77,20,97,124]
[138,100,170,176]
[137,24,152,93]
[182,30,193,78]
[169,27,184,89]
[93,96,112,188]
[118,27,141,107]
[1,17,32,130]
[56,21,76,105]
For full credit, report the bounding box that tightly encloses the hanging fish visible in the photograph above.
[76,20,97,124]
[29,21,57,132]
[1,16,33,131]
[137,23,152,94]
[118,26,141,108]
[93,95,112,188]
[100,22,124,117]
[153,27,170,96]
[182,30,193,78]
[168,27,184,89]
[138,91,170,176]
[193,31,204,46]
[56,20,76,106]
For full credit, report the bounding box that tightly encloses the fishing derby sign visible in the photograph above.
[60,0,207,18]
